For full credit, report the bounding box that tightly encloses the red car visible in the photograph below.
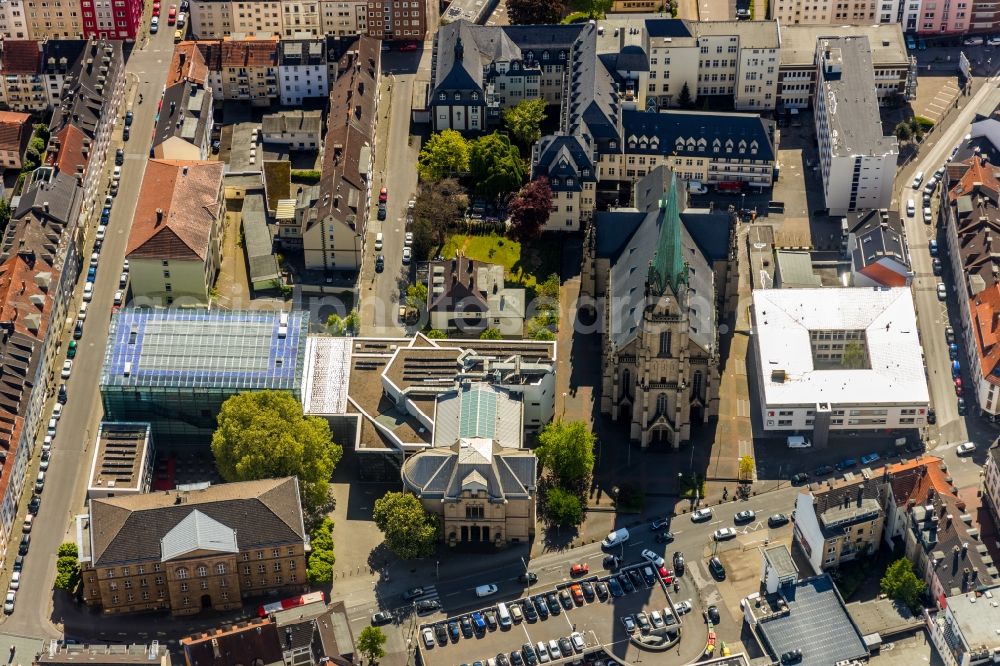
[167,4,176,23]
[658,566,673,584]
[152,1,160,13]
[570,563,589,576]
[399,41,418,52]
[379,186,387,203]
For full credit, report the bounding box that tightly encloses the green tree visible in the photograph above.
[894,121,913,142]
[842,341,866,369]
[426,329,447,339]
[536,420,596,488]
[33,123,49,143]
[470,133,526,199]
[738,455,754,482]
[678,82,693,108]
[480,327,502,340]
[372,492,439,559]
[503,99,547,147]
[881,558,925,611]
[54,542,80,592]
[0,199,10,233]
[211,391,343,514]
[326,311,359,336]
[545,486,584,527]
[406,283,428,310]
[357,626,387,663]
[307,517,335,585]
[418,129,471,181]
[413,177,468,248]
[533,327,556,341]
[507,0,562,22]
[570,0,612,17]
[57,542,78,558]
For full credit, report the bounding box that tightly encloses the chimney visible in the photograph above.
[857,484,864,507]
[156,208,164,225]
[182,165,188,175]
[211,639,221,660]
[42,202,49,213]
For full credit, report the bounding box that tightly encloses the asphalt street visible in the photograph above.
[0,24,176,638]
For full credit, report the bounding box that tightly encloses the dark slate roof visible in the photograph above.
[532,133,595,193]
[153,80,212,151]
[757,575,869,666]
[88,477,306,566]
[14,171,81,227]
[565,23,620,143]
[680,208,733,262]
[401,440,537,501]
[848,209,910,274]
[910,496,1000,595]
[49,40,125,140]
[183,622,285,666]
[621,109,775,162]
[601,45,649,75]
[433,22,485,97]
[644,19,694,38]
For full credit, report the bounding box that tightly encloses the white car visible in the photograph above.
[690,507,713,522]
[674,599,693,615]
[9,572,19,591]
[912,171,924,189]
[52,403,62,420]
[475,584,498,597]
[570,632,585,652]
[404,232,413,247]
[956,441,977,456]
[989,35,1000,46]
[83,282,94,302]
[649,610,665,628]
[641,549,665,568]
[61,359,73,378]
[119,272,129,288]
[906,198,915,217]
[89,252,99,267]
[536,641,550,663]
[713,527,738,541]
[114,290,123,305]
[96,226,106,241]
[3,591,13,614]
[687,180,708,195]
[965,35,984,46]
[112,166,122,183]
[421,627,434,649]
[123,259,129,272]
[402,247,412,264]
[78,303,88,320]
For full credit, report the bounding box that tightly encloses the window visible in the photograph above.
[272,549,280,558]
[258,564,267,574]
[155,576,164,585]
[656,393,668,416]
[197,566,208,577]
[659,331,671,357]
[273,562,282,572]
[466,505,484,519]
[176,568,188,579]
[180,582,189,592]
[216,563,227,575]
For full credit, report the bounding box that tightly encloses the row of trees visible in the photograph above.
[507,0,611,23]
[307,517,336,585]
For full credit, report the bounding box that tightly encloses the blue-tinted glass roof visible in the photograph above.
[458,385,498,440]
[100,309,308,391]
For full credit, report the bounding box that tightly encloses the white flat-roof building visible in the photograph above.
[751,287,929,443]
[86,422,154,500]
[926,586,1000,666]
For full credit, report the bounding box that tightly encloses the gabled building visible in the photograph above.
[262,110,322,150]
[793,476,888,573]
[23,0,82,39]
[77,477,308,616]
[277,37,327,105]
[303,35,378,273]
[426,256,525,337]
[531,134,597,231]
[197,36,279,106]
[846,208,912,287]
[152,80,214,161]
[0,110,31,169]
[80,0,143,39]
[584,165,719,448]
[125,160,225,305]
[0,39,86,113]
[882,455,953,545]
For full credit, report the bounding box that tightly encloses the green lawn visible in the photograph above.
[440,233,559,291]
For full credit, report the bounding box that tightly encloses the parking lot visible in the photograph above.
[417,562,685,665]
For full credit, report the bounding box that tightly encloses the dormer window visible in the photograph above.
[454,92,461,101]
[552,177,560,186]
[439,93,446,100]
[567,178,574,186]
[582,169,590,177]
[610,141,617,149]
[559,51,566,60]
[542,51,550,60]
[471,92,479,100]
[525,50,533,60]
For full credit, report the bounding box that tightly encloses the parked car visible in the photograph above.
[791,472,809,485]
[672,552,685,575]
[655,531,675,543]
[61,359,73,378]
[860,452,880,465]
[641,549,665,567]
[706,605,721,624]
[933,258,942,275]
[713,527,738,541]
[734,509,756,523]
[957,441,976,456]
[379,186,388,202]
[836,458,857,471]
[768,513,790,528]
[929,239,939,255]
[375,255,384,273]
[650,517,671,531]
[906,198,915,216]
[519,571,538,584]
[570,563,589,576]
[958,397,967,415]
[402,247,412,264]
[371,611,392,626]
[938,282,948,300]
[813,464,834,476]
[3,592,13,614]
[708,556,726,580]
[965,35,985,45]
[674,599,693,615]
[690,507,713,522]
[781,649,803,664]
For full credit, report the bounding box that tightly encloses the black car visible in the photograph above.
[57,384,67,404]
[673,552,685,576]
[628,568,644,588]
[124,111,133,126]
[905,440,925,454]
[521,643,538,666]
[377,204,387,221]
[595,581,609,599]
[791,472,809,485]
[581,581,595,601]
[533,595,548,619]
[211,140,221,154]
[415,599,440,614]
[813,465,834,476]
[18,534,29,555]
[928,408,937,424]
[434,623,448,643]
[73,320,84,339]
[618,573,635,594]
[639,566,655,586]
[495,653,510,666]
[603,554,621,569]
[558,589,572,610]
[608,577,623,597]
[522,598,538,621]
[706,605,721,624]
[27,495,40,515]
[958,397,967,415]
[371,611,392,626]
[545,591,561,614]
[402,587,425,601]
[518,572,538,584]
[460,615,473,637]
[708,557,725,580]
[115,148,124,165]
[509,650,524,666]
[655,531,675,543]
[12,555,22,572]
[781,649,803,664]
[933,258,943,275]
[375,254,385,273]
[558,637,573,657]
[123,126,130,141]
[768,513,790,528]
[448,620,459,641]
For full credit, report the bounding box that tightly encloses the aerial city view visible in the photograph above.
[1,0,1000,662]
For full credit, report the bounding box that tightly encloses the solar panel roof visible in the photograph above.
[458,386,497,440]
[757,575,868,666]
[100,310,308,391]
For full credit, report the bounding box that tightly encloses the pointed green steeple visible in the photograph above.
[648,169,688,296]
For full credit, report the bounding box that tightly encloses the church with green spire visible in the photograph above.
[583,165,721,449]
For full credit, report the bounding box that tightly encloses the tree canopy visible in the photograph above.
[406,283,428,311]
[881,558,925,611]
[307,517,335,586]
[470,133,526,199]
[413,177,469,248]
[508,177,552,242]
[372,492,439,559]
[536,420,596,488]
[570,0,612,18]
[418,129,470,181]
[480,328,502,340]
[545,486,584,527]
[507,0,562,23]
[211,391,343,514]
[504,99,548,146]
[357,627,387,663]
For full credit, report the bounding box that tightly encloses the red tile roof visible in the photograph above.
[0,111,30,154]
[166,42,208,87]
[886,455,953,507]
[45,124,88,176]
[218,38,278,69]
[127,160,224,261]
[0,40,42,75]
[861,262,908,288]
[971,285,1000,386]
[949,156,1000,204]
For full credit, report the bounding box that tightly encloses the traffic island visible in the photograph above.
[629,625,680,651]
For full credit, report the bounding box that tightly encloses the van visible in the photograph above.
[787,435,811,449]
[46,418,57,438]
[496,602,512,629]
[375,232,383,251]
[34,472,45,493]
[475,584,498,598]
[601,527,630,548]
